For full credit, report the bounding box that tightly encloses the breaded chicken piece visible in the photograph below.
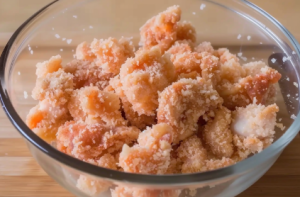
[157,78,223,144]
[137,123,173,149]
[140,5,181,52]
[203,106,234,158]
[119,143,171,174]
[111,186,160,197]
[216,55,281,109]
[194,41,214,54]
[108,76,156,129]
[26,99,71,143]
[90,37,134,75]
[205,157,236,171]
[68,86,126,126]
[119,46,175,116]
[167,40,193,62]
[119,124,172,174]
[56,121,140,160]
[76,154,117,196]
[176,21,196,44]
[76,42,96,61]
[64,59,114,90]
[177,135,207,173]
[166,145,182,174]
[32,69,74,106]
[35,55,62,78]
[231,103,278,157]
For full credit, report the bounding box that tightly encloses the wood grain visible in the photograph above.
[0,0,300,197]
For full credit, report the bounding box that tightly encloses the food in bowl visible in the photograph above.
[26,5,281,196]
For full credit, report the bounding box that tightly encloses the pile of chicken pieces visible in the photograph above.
[26,5,281,197]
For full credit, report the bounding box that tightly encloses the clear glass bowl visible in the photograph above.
[0,0,300,196]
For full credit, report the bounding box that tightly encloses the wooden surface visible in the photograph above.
[0,0,300,197]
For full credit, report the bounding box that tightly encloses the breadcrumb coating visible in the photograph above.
[176,21,196,44]
[56,121,140,160]
[76,42,96,61]
[68,86,126,126]
[194,41,214,54]
[140,5,181,52]
[203,106,234,158]
[64,59,114,90]
[111,186,160,197]
[120,46,175,116]
[26,100,71,143]
[36,55,62,78]
[90,37,134,75]
[32,69,74,106]
[157,78,223,144]
[177,135,207,173]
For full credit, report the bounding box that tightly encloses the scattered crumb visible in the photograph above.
[30,50,33,55]
[271,58,276,63]
[294,82,298,88]
[237,52,242,57]
[55,34,60,39]
[237,34,242,39]
[247,35,251,40]
[62,38,66,41]
[283,56,291,62]
[67,39,72,44]
[18,72,21,75]
[260,42,263,44]
[200,3,206,10]
[278,118,282,122]
[287,77,290,81]
[291,114,297,120]
[24,91,28,99]
[60,49,63,51]
[192,12,196,15]
[89,26,93,29]
[276,123,285,131]
[287,94,290,97]
[73,15,77,18]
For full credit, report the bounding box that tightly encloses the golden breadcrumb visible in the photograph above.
[157,78,223,144]
[194,41,214,54]
[140,5,181,52]
[111,186,160,197]
[203,106,234,158]
[120,46,175,116]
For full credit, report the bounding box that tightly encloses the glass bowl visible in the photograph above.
[1,0,300,196]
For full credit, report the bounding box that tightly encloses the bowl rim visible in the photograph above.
[0,0,300,186]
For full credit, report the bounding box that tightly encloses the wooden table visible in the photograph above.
[0,0,300,196]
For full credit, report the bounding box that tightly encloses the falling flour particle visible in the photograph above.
[278,118,282,122]
[73,54,76,58]
[192,12,196,15]
[287,94,290,97]
[237,52,242,57]
[73,15,77,18]
[200,3,206,10]
[271,58,276,63]
[83,29,85,31]
[294,82,299,88]
[247,35,251,40]
[291,114,297,120]
[62,38,66,41]
[60,49,63,51]
[24,91,28,99]
[252,57,255,60]
[52,27,54,30]
[237,34,242,39]
[72,49,74,52]
[30,50,33,54]
[240,56,247,62]
[287,77,290,81]
[55,34,60,38]
[89,26,93,29]
[260,42,263,44]
[18,72,21,75]
[28,46,31,51]
[292,51,296,54]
